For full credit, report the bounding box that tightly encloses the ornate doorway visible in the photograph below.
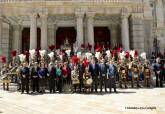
[22,28,41,52]
[56,27,76,47]
[94,27,110,48]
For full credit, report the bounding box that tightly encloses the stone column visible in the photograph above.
[12,25,22,54]
[41,14,48,50]
[0,15,2,67]
[54,26,57,46]
[108,24,118,48]
[87,13,95,52]
[131,14,145,52]
[0,15,2,53]
[76,12,84,48]
[30,13,37,49]
[48,24,55,46]
[121,14,130,51]
[156,0,165,27]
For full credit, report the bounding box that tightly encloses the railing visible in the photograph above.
[0,0,143,3]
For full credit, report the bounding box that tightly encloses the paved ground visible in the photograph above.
[0,87,165,114]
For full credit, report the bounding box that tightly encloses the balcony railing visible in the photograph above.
[0,0,143,3]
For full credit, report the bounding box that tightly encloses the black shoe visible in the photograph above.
[137,85,141,88]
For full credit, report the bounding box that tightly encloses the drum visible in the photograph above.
[122,70,125,74]
[134,73,138,78]
[134,68,138,72]
[121,70,126,79]
[86,78,93,85]
[71,74,79,85]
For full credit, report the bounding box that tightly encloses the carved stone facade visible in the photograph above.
[0,0,164,61]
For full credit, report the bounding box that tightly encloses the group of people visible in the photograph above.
[0,47,165,94]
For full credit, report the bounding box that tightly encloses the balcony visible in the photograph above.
[0,0,143,3]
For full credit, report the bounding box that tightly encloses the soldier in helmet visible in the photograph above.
[119,59,128,88]
[142,59,151,87]
[1,63,10,91]
[131,58,141,88]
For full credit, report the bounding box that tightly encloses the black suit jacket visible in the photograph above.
[89,63,100,78]
[99,63,108,77]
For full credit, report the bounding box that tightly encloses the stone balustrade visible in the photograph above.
[0,0,143,3]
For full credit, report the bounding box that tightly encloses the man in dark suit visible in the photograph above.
[99,58,108,93]
[153,57,163,87]
[48,62,56,93]
[78,60,85,93]
[108,60,117,93]
[20,62,29,94]
[89,59,100,93]
[31,62,40,93]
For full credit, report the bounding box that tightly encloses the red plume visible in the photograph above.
[117,47,122,53]
[48,45,55,51]
[88,43,92,52]
[95,44,102,52]
[81,44,85,49]
[24,50,29,58]
[35,48,40,56]
[83,58,90,67]
[71,55,79,65]
[11,50,17,57]
[0,56,6,63]
[111,50,117,57]
[134,49,138,57]
[125,51,130,58]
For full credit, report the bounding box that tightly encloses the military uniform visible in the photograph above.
[132,62,141,88]
[83,67,92,92]
[143,62,151,87]
[1,65,10,90]
[71,68,79,92]
[119,63,128,88]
